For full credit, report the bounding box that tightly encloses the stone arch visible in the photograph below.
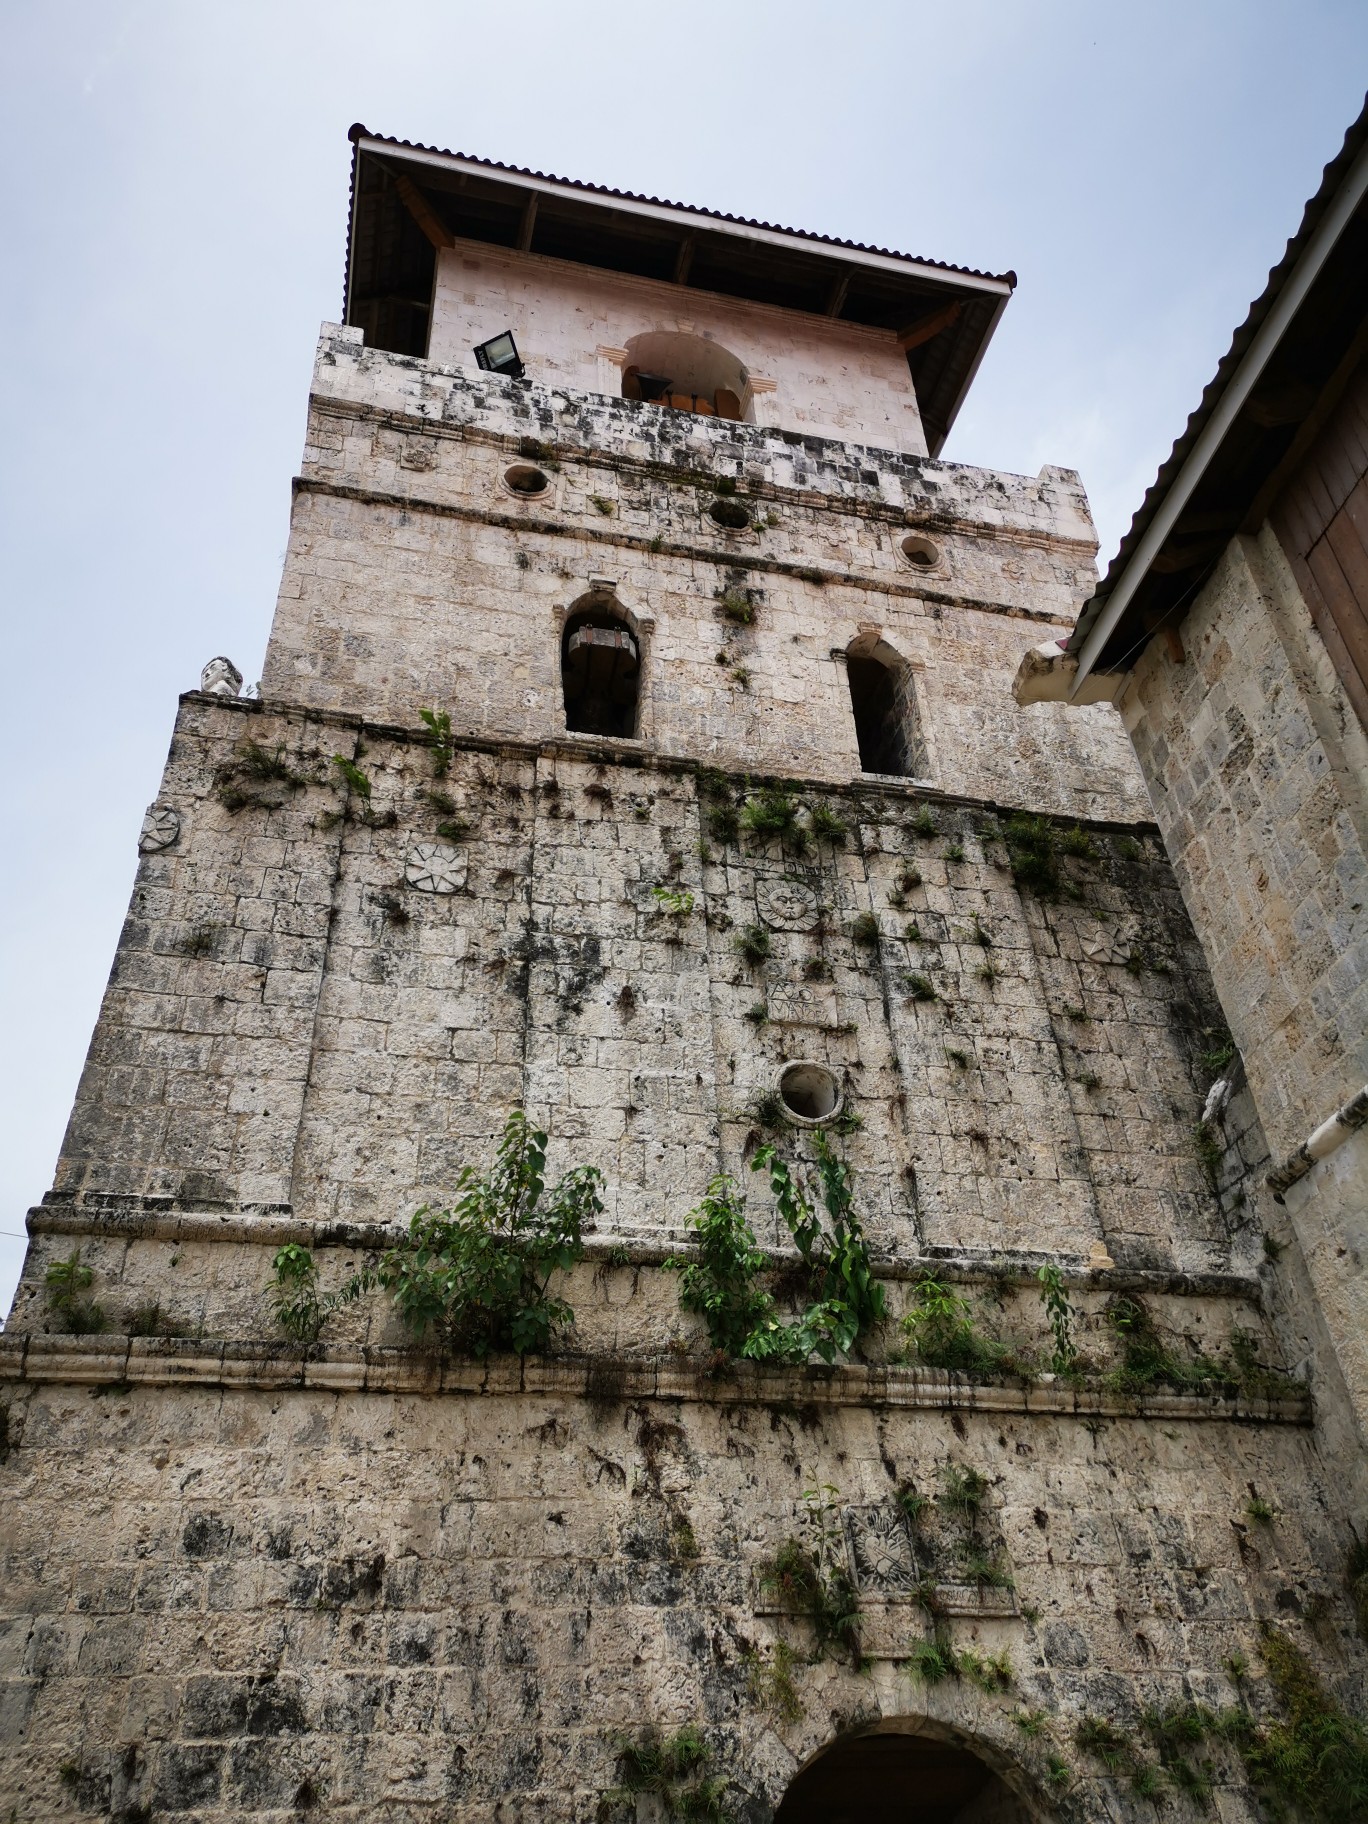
[775,1718,1045,1824]
[560,589,642,739]
[621,330,750,421]
[844,630,927,778]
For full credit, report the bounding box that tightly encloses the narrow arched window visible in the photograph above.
[562,603,640,738]
[846,639,925,777]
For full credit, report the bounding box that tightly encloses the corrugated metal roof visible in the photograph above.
[1070,95,1368,659]
[345,124,1016,290]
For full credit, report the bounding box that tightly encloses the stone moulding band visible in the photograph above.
[290,475,1068,630]
[308,394,1101,558]
[0,1333,1311,1423]
[25,1205,1262,1301]
[158,689,1164,844]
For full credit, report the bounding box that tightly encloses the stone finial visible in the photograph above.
[200,656,243,698]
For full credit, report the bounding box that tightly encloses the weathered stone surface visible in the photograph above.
[4,295,1366,1822]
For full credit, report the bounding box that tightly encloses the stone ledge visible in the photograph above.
[307,393,1101,555]
[0,1334,1311,1423]
[291,474,1069,629]
[24,1205,1262,1301]
[155,691,1163,841]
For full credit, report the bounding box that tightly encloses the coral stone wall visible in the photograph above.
[263,328,1145,824]
[426,241,931,452]
[7,322,1368,1824]
[0,1360,1356,1824]
[1119,527,1368,1440]
[36,696,1237,1279]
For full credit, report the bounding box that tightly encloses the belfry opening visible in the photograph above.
[846,636,924,777]
[561,598,640,738]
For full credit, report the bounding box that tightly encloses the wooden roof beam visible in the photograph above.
[392,172,455,250]
[896,300,963,350]
[673,235,695,285]
[825,269,851,317]
[517,193,538,252]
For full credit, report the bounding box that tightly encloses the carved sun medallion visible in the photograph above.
[404,842,468,895]
[756,877,821,932]
[138,803,181,854]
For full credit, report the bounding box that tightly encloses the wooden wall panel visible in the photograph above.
[1273,361,1368,728]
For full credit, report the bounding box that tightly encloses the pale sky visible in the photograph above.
[3,0,1366,1314]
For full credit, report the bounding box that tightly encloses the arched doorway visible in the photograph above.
[845,635,926,778]
[775,1724,1039,1824]
[561,595,641,738]
[621,331,750,421]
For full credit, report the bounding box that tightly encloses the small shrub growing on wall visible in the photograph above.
[895,1274,1024,1379]
[669,1136,884,1365]
[267,1113,601,1356]
[603,1726,731,1823]
[418,707,454,777]
[43,1249,106,1335]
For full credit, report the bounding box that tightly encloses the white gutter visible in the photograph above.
[355,137,1012,300]
[1070,133,1368,695]
[1267,1083,1368,1200]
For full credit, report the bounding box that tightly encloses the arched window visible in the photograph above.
[846,635,926,777]
[621,331,749,422]
[562,597,640,739]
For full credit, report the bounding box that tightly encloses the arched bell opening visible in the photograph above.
[845,634,926,778]
[775,1723,1041,1824]
[621,331,750,422]
[561,597,641,739]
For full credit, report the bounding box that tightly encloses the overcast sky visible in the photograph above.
[2,1,1365,1315]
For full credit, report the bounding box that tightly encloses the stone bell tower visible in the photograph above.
[1,126,1364,1824]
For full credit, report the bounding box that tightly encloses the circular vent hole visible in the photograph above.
[777,1061,843,1125]
[901,533,941,568]
[504,463,550,496]
[709,497,752,530]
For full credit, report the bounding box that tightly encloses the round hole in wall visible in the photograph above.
[777,1061,843,1126]
[900,533,941,568]
[709,497,752,531]
[504,462,550,497]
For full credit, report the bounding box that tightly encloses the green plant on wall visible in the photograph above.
[267,1113,601,1356]
[1001,813,1065,898]
[895,1274,1023,1379]
[669,1177,778,1360]
[418,707,454,777]
[331,754,373,805]
[669,1137,883,1365]
[750,1134,886,1361]
[268,1242,347,1344]
[1069,1631,1368,1820]
[603,1726,731,1823]
[758,1484,861,1666]
[43,1249,106,1335]
[213,737,306,812]
[744,1637,804,1725]
[652,885,696,919]
[741,786,799,843]
[366,1111,600,1354]
[1036,1264,1078,1375]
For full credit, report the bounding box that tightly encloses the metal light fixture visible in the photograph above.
[473,330,525,378]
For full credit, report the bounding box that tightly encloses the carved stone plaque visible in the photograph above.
[845,1505,922,1595]
[405,842,467,894]
[756,877,821,932]
[138,804,181,854]
[768,984,840,1029]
